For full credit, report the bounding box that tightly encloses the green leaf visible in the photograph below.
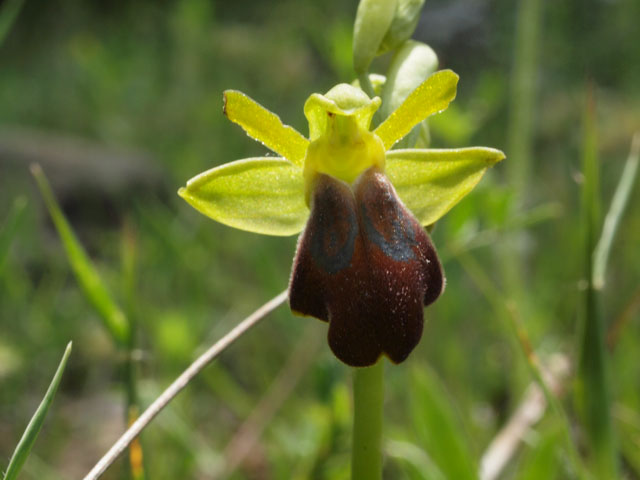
[179,157,308,236]
[353,0,398,75]
[0,196,27,275]
[576,87,618,479]
[3,342,72,480]
[593,133,639,289]
[375,70,459,150]
[31,165,130,344]
[410,366,478,480]
[616,404,640,476]
[385,147,505,226]
[223,90,309,166]
[386,439,446,480]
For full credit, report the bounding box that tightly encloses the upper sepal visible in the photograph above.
[304,84,381,141]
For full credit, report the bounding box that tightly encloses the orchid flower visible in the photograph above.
[179,70,504,366]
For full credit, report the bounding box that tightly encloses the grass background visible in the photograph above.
[1,0,639,478]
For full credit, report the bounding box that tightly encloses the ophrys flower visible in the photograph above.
[179,70,504,366]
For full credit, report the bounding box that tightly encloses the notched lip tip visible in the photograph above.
[334,350,405,368]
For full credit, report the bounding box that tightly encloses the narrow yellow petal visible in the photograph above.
[374,70,459,150]
[223,90,309,166]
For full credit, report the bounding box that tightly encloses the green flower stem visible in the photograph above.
[351,360,384,480]
[358,73,376,99]
[502,0,542,307]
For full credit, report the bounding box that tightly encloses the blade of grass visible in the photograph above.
[576,86,618,479]
[31,164,130,345]
[386,439,446,480]
[507,0,542,199]
[3,342,72,480]
[0,196,27,275]
[515,425,564,480]
[612,404,640,476]
[0,0,25,47]
[501,0,543,302]
[410,366,478,480]
[593,133,640,289]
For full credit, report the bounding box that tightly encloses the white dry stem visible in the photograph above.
[83,289,289,480]
[479,354,571,480]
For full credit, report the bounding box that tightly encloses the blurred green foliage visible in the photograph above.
[1,0,639,479]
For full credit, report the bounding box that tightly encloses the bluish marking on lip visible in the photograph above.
[309,181,358,275]
[360,190,418,262]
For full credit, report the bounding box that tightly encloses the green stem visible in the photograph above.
[358,72,383,128]
[507,0,541,199]
[501,0,542,303]
[351,360,384,480]
[577,86,618,479]
[358,73,375,98]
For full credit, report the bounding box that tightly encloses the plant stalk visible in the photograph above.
[351,360,384,480]
[576,86,618,479]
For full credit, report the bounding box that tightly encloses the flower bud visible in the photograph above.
[378,0,425,55]
[353,0,398,75]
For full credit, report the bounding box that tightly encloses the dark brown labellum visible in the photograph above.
[289,167,444,367]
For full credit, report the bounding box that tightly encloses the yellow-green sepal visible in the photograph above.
[386,147,505,226]
[223,90,309,166]
[375,69,459,150]
[178,158,308,236]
